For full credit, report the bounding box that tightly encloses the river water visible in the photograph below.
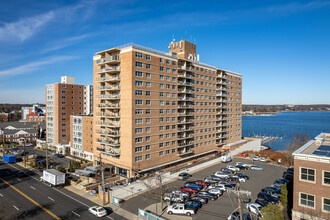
[242,111,330,151]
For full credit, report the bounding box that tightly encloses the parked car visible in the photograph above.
[226,165,240,172]
[213,172,230,179]
[221,155,232,163]
[88,206,107,217]
[230,176,246,183]
[246,203,263,217]
[250,165,264,171]
[167,204,196,216]
[235,164,249,170]
[185,200,202,209]
[164,194,185,203]
[262,186,280,194]
[257,192,278,204]
[261,188,279,199]
[195,180,209,187]
[184,183,203,191]
[236,173,249,180]
[270,183,282,190]
[204,177,218,184]
[228,211,252,220]
[55,154,65,158]
[236,162,248,167]
[197,191,218,201]
[255,199,269,207]
[209,184,226,191]
[275,178,290,184]
[210,175,225,181]
[181,187,198,194]
[178,172,191,180]
[190,196,208,204]
[171,190,190,199]
[252,156,260,161]
[260,157,268,162]
[221,168,235,174]
[208,188,223,196]
[240,153,248,157]
[287,166,294,172]
[91,187,98,194]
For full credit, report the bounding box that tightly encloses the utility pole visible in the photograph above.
[45,143,49,169]
[23,140,26,167]
[99,154,106,206]
[237,190,243,220]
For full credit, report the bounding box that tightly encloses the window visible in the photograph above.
[160,58,164,63]
[135,156,142,162]
[160,75,164,80]
[172,61,176,65]
[146,72,151,78]
[159,151,164,156]
[135,71,143,77]
[135,90,142,95]
[160,92,164,97]
[135,52,143,58]
[324,198,330,212]
[146,109,150,114]
[146,82,151,87]
[135,81,143,86]
[324,171,330,185]
[135,146,142,152]
[300,168,315,182]
[146,136,150,142]
[146,64,151,69]
[160,83,164,89]
[160,66,164,71]
[135,109,143,114]
[135,119,143,124]
[135,61,142,67]
[146,118,150,123]
[146,54,151,60]
[146,145,150,150]
[300,193,314,208]
[160,101,164,106]
[135,128,142,134]
[146,127,150,133]
[166,59,170,64]
[145,91,150,96]
[135,137,142,143]
[145,154,150,160]
[135,100,142,105]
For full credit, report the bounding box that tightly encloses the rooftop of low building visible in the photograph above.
[293,133,330,159]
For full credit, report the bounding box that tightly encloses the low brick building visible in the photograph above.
[0,122,44,144]
[292,133,330,220]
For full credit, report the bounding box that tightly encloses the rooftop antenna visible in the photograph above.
[172,34,175,43]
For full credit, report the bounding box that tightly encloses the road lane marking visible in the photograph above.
[48,197,54,201]
[72,211,80,217]
[13,205,19,210]
[0,193,3,197]
[30,186,36,190]
[0,177,61,220]
[17,178,21,181]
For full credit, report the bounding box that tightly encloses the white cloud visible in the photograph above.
[42,34,91,53]
[0,11,54,42]
[0,56,76,77]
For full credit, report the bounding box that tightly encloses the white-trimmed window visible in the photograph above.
[135,109,143,115]
[135,146,142,152]
[135,137,142,143]
[135,128,142,134]
[135,90,142,96]
[146,54,151,60]
[300,168,315,182]
[135,119,143,124]
[300,193,314,208]
[323,198,330,212]
[145,154,150,160]
[135,52,143,58]
[135,81,143,86]
[135,71,143,77]
[135,61,142,67]
[135,156,142,162]
[323,171,330,185]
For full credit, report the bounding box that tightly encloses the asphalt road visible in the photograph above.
[0,162,127,220]
[121,158,286,220]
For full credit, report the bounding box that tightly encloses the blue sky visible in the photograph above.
[0,0,329,104]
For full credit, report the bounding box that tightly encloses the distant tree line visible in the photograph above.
[0,104,45,113]
[243,104,330,113]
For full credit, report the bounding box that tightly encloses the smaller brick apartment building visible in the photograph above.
[69,115,94,161]
[292,133,330,220]
[0,122,43,144]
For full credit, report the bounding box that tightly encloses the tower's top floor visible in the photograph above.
[168,40,197,61]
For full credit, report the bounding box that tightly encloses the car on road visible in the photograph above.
[14,170,27,177]
[190,196,208,204]
[257,192,278,204]
[55,154,65,158]
[185,200,202,209]
[214,171,230,178]
[88,206,107,217]
[181,187,198,194]
[167,204,196,216]
[197,191,218,201]
[178,172,191,180]
[228,211,252,220]
[252,156,260,161]
[246,203,263,217]
[184,182,203,190]
[250,165,264,171]
[226,165,240,172]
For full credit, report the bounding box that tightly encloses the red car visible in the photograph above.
[195,180,209,187]
[240,153,248,157]
[181,187,198,194]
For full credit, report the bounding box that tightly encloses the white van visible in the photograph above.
[221,155,232,163]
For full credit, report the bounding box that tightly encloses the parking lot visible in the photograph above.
[121,157,286,219]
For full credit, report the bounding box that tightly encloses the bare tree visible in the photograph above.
[284,134,310,166]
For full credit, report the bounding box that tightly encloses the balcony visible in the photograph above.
[177,120,193,124]
[96,147,120,156]
[96,76,120,82]
[96,94,120,100]
[177,135,193,140]
[177,141,193,148]
[96,129,120,137]
[96,85,120,91]
[96,121,120,127]
[96,112,120,118]
[178,127,193,132]
[96,139,120,146]
[177,149,194,156]
[178,73,193,79]
[178,97,193,101]
[96,56,120,65]
[95,66,120,73]
[178,81,193,86]
[97,103,120,109]
[178,105,193,109]
[178,88,193,93]
[216,80,227,85]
